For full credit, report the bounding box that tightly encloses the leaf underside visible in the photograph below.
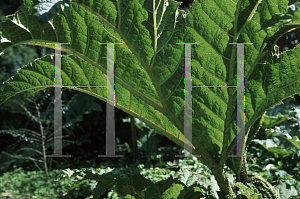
[0,0,300,174]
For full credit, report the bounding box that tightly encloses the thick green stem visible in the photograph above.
[209,163,236,198]
[236,154,248,199]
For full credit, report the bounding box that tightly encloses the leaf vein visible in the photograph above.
[211,0,234,21]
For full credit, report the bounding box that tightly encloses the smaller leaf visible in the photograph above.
[274,182,299,199]
[235,182,263,199]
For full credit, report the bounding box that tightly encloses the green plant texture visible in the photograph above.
[0,88,78,178]
[57,165,219,199]
[247,175,279,199]
[0,166,93,198]
[1,0,300,197]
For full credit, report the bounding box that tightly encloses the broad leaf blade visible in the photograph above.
[183,0,300,174]
[1,0,300,183]
[0,0,197,155]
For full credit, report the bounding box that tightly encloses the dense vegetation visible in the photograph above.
[0,0,300,198]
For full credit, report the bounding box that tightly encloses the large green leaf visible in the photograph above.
[1,0,300,196]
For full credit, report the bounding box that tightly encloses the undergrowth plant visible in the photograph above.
[0,166,93,198]
[0,87,104,176]
[1,0,300,198]
[0,88,74,177]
